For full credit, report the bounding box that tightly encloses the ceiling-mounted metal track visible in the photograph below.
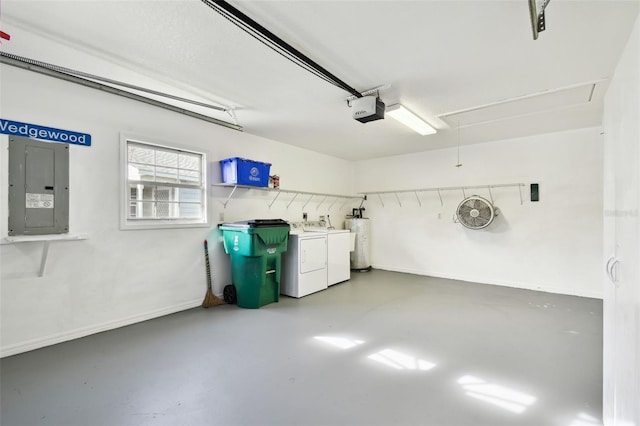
[0,51,243,132]
[345,85,391,102]
[201,0,364,99]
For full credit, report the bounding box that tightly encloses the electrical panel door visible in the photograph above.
[8,136,69,235]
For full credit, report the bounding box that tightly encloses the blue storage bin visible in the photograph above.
[220,157,271,187]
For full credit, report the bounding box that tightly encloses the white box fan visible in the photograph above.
[455,195,499,230]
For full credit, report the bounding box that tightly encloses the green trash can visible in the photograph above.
[219,219,290,309]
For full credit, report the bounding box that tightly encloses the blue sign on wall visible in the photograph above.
[0,118,91,146]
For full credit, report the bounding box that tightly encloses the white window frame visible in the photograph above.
[120,133,208,230]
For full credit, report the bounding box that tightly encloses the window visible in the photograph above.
[120,135,207,230]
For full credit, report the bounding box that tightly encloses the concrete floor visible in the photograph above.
[1,270,603,426]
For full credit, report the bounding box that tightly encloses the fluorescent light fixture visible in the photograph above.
[386,104,437,136]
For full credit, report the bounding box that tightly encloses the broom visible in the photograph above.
[202,240,225,308]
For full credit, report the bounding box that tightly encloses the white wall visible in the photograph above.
[0,62,605,358]
[0,18,608,357]
[0,65,606,358]
[0,65,356,357]
[354,128,604,298]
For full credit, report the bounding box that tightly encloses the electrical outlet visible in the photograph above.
[219,212,225,221]
[303,212,308,221]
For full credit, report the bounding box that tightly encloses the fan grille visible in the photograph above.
[457,196,495,229]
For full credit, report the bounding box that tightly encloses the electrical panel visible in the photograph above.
[8,136,69,235]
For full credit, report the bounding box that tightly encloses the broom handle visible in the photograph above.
[204,240,213,291]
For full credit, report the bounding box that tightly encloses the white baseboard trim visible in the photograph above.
[1,299,203,358]
[372,264,604,300]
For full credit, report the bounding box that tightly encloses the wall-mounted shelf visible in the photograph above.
[213,184,364,210]
[361,183,526,207]
[1,233,88,277]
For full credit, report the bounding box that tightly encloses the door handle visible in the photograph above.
[610,258,620,282]
[605,255,620,282]
[605,256,614,279]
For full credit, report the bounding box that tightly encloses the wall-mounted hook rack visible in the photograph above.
[213,184,364,210]
[302,194,315,210]
[414,191,422,207]
[361,183,526,207]
[316,196,329,211]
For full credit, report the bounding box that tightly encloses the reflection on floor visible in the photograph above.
[569,412,602,426]
[457,375,536,414]
[368,348,436,371]
[0,270,603,426]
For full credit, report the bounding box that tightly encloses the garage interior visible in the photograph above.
[0,1,638,426]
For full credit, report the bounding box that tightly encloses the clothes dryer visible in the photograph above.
[281,231,327,298]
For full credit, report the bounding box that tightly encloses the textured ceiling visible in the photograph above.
[2,0,639,160]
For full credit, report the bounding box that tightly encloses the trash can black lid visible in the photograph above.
[220,219,290,229]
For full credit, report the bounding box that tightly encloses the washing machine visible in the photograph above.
[294,221,351,286]
[311,228,351,286]
[280,225,328,298]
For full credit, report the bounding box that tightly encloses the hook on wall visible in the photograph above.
[455,120,463,168]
